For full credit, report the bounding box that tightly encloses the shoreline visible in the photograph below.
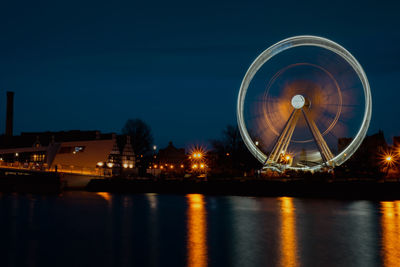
[86,178,400,200]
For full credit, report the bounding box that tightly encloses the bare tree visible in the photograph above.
[122,119,154,157]
[210,124,261,176]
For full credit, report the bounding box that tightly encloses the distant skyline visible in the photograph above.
[1,0,399,148]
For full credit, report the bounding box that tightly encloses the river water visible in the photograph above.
[0,192,399,267]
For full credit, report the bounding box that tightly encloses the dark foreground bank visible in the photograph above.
[0,168,60,193]
[87,178,400,200]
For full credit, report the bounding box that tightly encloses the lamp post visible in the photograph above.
[385,156,392,180]
[152,145,157,178]
[190,148,207,179]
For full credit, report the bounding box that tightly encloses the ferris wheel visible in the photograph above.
[237,36,372,172]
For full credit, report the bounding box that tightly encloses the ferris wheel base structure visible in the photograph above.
[237,35,372,172]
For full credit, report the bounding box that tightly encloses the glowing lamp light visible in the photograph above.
[107,163,113,168]
[15,153,19,157]
[192,164,198,169]
[192,152,203,158]
[180,164,184,168]
[97,162,104,167]
[129,164,133,168]
[160,166,164,169]
[285,155,291,161]
[200,164,205,169]
[381,152,396,168]
[170,165,174,169]
[154,165,158,168]
[123,163,128,168]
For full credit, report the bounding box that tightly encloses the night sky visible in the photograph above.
[0,0,399,148]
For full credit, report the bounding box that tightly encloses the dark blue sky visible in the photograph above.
[0,0,399,148]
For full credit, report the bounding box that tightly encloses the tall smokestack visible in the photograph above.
[6,91,14,136]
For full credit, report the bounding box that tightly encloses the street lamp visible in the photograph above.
[381,151,397,179]
[192,152,203,159]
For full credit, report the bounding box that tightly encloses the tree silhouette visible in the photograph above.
[210,125,261,176]
[122,119,154,157]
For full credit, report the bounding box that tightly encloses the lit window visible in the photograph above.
[74,146,85,153]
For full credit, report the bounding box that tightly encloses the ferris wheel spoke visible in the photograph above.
[266,108,301,164]
[302,108,334,163]
[247,113,266,121]
[325,103,359,107]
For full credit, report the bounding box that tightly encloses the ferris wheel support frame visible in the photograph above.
[265,104,334,168]
[237,35,372,171]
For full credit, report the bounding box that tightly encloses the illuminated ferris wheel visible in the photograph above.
[237,36,372,171]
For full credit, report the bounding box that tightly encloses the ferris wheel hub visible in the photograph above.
[291,94,306,109]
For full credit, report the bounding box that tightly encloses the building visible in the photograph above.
[152,141,186,176]
[0,92,139,186]
[0,130,137,186]
[393,136,400,148]
[337,130,388,177]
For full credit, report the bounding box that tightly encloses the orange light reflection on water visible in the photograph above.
[381,201,400,267]
[187,194,208,267]
[96,192,111,203]
[279,197,298,267]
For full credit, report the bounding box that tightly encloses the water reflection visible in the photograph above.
[279,197,298,267]
[146,193,159,266]
[381,201,400,267]
[0,192,394,267]
[96,192,112,204]
[146,193,158,210]
[187,194,208,267]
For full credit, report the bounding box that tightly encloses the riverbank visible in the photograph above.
[1,169,400,200]
[86,178,400,200]
[0,168,60,193]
